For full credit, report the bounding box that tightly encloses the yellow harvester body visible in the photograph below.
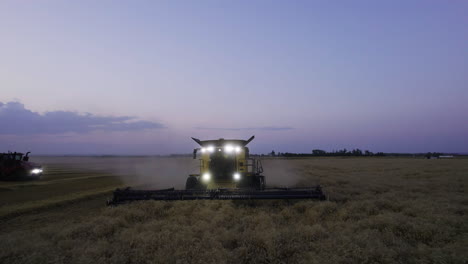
[188,136,265,190]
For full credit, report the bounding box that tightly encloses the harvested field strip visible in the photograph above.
[0,174,120,190]
[0,185,124,219]
[0,175,124,205]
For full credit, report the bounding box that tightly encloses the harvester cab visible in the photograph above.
[107,136,325,205]
[0,151,43,180]
[187,136,265,190]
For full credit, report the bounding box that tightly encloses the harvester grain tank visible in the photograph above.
[108,136,325,205]
[0,152,43,180]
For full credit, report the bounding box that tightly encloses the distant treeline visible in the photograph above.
[259,150,459,158]
[262,149,384,157]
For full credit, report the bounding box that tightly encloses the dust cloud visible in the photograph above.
[261,158,302,187]
[34,156,303,189]
[35,156,200,189]
[123,157,198,189]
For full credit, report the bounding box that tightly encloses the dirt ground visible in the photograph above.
[0,157,467,264]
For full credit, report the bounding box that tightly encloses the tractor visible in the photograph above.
[0,152,43,180]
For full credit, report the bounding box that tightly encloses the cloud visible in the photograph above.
[194,126,293,131]
[0,101,165,135]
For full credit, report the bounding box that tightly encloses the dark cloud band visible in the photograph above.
[0,101,165,135]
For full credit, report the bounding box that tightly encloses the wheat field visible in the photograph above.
[0,157,467,264]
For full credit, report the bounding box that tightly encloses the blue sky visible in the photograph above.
[1,1,467,154]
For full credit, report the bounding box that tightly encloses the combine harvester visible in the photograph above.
[108,136,325,205]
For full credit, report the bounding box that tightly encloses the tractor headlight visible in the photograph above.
[235,146,241,153]
[202,172,211,181]
[31,168,43,174]
[233,172,241,181]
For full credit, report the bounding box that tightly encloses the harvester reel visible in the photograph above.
[108,186,326,205]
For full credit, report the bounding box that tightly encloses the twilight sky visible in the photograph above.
[1,1,467,155]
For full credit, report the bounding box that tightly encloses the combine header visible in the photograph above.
[109,187,325,204]
[108,136,325,205]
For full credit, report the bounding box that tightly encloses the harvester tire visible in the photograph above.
[186,176,201,190]
[255,176,266,190]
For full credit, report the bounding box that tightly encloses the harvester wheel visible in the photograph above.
[186,176,204,190]
[256,176,266,190]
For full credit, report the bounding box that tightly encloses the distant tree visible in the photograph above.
[312,149,326,156]
[270,150,276,156]
[352,149,363,156]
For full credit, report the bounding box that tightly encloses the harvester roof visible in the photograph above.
[191,136,255,147]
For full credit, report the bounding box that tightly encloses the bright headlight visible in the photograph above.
[235,146,241,153]
[224,145,234,153]
[202,172,211,181]
[206,146,215,153]
[233,172,241,181]
[31,168,43,174]
[201,148,206,153]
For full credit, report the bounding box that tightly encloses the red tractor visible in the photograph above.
[0,152,43,181]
